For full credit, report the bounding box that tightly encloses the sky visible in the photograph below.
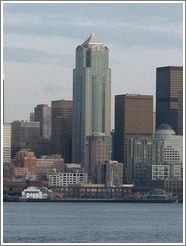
[2,1,184,128]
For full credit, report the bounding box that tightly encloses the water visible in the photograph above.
[3,202,183,244]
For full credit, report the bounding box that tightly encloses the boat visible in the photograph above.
[142,189,178,203]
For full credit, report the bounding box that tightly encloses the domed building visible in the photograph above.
[155,123,183,179]
[155,124,175,139]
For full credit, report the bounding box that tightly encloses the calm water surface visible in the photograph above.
[3,202,183,244]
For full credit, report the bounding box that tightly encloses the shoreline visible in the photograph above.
[3,197,181,203]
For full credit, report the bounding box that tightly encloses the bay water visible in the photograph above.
[3,202,183,244]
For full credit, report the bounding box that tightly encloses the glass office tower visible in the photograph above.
[156,66,183,134]
[72,33,111,165]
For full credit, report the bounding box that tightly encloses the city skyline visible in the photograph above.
[2,1,183,128]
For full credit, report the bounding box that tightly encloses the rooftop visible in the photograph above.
[157,124,173,130]
[82,33,103,47]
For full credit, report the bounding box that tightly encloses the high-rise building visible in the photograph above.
[72,33,111,165]
[102,160,123,187]
[3,73,5,123]
[111,130,116,161]
[11,120,40,144]
[3,123,11,164]
[85,132,111,183]
[34,104,51,139]
[177,91,183,135]
[115,94,153,181]
[51,100,73,163]
[155,124,183,179]
[30,112,35,122]
[153,107,156,137]
[156,66,183,134]
[127,137,164,185]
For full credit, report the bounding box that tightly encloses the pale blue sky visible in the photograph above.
[3,1,184,127]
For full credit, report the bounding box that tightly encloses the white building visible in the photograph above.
[151,165,170,180]
[155,124,183,179]
[21,186,52,199]
[49,173,88,187]
[3,123,11,164]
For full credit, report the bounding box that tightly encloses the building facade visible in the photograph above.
[127,137,164,185]
[85,132,111,183]
[49,173,88,187]
[177,91,183,135]
[3,123,11,164]
[51,100,73,163]
[155,124,183,179]
[34,104,51,139]
[14,150,37,178]
[102,160,123,187]
[11,120,40,144]
[115,94,153,181]
[156,66,183,134]
[30,112,35,122]
[72,33,111,165]
[151,165,170,180]
[36,155,64,179]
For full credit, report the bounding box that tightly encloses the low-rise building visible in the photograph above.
[21,186,52,199]
[49,173,87,187]
[14,150,37,178]
[36,155,64,179]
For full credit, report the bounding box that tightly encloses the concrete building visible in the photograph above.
[156,66,183,134]
[72,33,111,165]
[3,123,11,164]
[51,100,73,163]
[115,94,153,181]
[14,150,37,178]
[34,104,51,139]
[36,155,64,179]
[155,124,183,179]
[49,173,88,187]
[151,165,170,180]
[127,137,164,185]
[102,160,123,187]
[85,132,111,183]
[64,163,82,173]
[11,120,40,144]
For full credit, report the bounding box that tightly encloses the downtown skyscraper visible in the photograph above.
[72,33,111,165]
[156,66,183,134]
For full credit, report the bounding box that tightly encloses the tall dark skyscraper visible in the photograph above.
[34,104,51,139]
[156,66,183,134]
[177,91,183,135]
[51,100,73,163]
[115,94,153,181]
[72,33,111,165]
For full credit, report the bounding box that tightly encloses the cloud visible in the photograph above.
[3,47,73,67]
[3,2,183,51]
[42,83,70,94]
